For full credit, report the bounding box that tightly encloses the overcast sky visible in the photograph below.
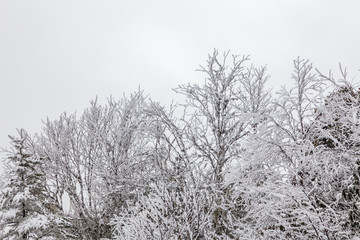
[1,0,359,168]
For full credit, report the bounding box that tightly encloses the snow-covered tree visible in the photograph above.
[31,91,159,239]
[310,74,360,236]
[112,100,212,239]
[3,51,360,239]
[112,50,272,239]
[228,59,360,239]
[0,129,69,239]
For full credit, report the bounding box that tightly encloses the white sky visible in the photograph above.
[0,0,359,168]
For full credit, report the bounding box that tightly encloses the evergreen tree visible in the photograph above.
[0,129,70,239]
[312,85,360,235]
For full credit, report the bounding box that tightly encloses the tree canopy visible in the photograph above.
[1,50,359,239]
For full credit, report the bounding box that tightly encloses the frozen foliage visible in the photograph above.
[112,183,214,239]
[1,50,360,239]
[225,59,360,239]
[31,92,160,239]
[112,54,360,239]
[0,130,70,239]
[112,50,272,239]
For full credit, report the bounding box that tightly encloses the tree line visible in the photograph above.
[1,50,359,239]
